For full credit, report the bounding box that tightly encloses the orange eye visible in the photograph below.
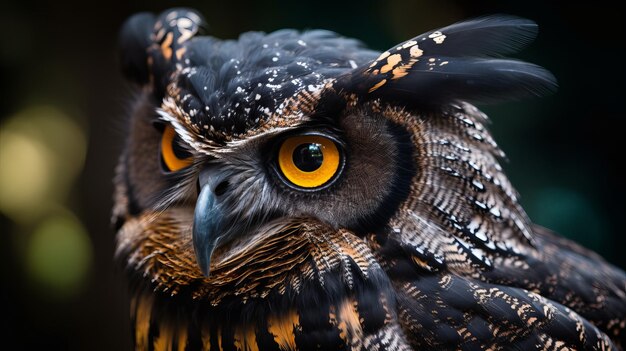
[277,135,342,189]
[161,125,193,172]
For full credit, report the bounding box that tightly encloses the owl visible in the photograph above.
[113,8,626,351]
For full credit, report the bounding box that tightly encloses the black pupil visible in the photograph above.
[172,135,192,159]
[293,143,324,172]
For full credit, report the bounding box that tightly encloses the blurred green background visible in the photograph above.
[0,0,624,349]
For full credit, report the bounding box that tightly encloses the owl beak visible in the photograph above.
[192,169,226,277]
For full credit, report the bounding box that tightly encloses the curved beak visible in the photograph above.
[192,168,226,277]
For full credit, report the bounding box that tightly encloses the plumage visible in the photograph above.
[113,8,626,351]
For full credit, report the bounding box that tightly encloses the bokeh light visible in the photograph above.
[0,129,52,220]
[25,211,93,297]
[0,106,86,222]
[0,105,91,297]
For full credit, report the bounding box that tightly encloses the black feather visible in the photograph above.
[118,12,556,136]
[351,57,557,105]
[118,12,156,85]
[118,9,207,93]
[172,29,376,138]
[409,15,539,57]
[334,15,557,106]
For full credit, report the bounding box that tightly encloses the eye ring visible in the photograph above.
[276,134,344,190]
[160,125,193,172]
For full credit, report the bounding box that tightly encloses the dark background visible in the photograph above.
[1,1,624,349]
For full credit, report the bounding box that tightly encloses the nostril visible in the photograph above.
[214,181,229,197]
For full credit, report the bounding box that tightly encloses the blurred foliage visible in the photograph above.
[0,0,624,350]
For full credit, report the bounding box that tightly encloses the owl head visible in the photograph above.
[114,8,556,299]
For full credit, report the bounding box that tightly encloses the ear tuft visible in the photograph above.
[119,8,207,93]
[334,15,557,106]
[119,12,157,85]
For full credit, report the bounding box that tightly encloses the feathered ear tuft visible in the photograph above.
[412,15,539,57]
[119,12,156,85]
[333,15,557,106]
[118,8,207,96]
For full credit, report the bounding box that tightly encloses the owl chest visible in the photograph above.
[129,268,399,351]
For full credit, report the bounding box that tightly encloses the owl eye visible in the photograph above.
[160,125,193,172]
[277,135,342,189]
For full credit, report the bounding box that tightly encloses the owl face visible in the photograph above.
[121,91,412,276]
[114,9,556,294]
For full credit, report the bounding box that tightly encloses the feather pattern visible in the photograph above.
[340,56,557,105]
[333,15,557,105]
[406,15,539,57]
[114,8,626,351]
